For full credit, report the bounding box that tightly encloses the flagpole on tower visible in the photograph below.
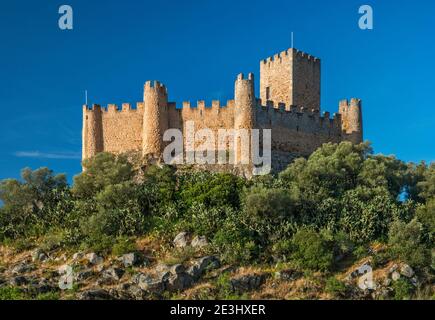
[291,32,294,48]
[85,90,88,105]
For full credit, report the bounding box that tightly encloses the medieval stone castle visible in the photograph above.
[82,47,363,172]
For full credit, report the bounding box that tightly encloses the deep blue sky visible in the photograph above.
[0,0,434,182]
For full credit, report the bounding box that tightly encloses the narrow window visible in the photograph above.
[266,87,270,100]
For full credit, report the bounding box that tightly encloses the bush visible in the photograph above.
[388,219,431,268]
[0,287,26,300]
[392,278,414,300]
[340,187,397,243]
[325,277,347,298]
[177,172,244,209]
[111,236,137,256]
[290,228,334,272]
[73,152,133,198]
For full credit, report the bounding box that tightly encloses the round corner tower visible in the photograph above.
[142,80,169,157]
[234,73,255,164]
[234,73,255,129]
[340,98,363,144]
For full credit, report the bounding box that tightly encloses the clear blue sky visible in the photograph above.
[0,0,434,182]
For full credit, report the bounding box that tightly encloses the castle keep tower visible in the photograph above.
[142,81,169,157]
[260,48,321,111]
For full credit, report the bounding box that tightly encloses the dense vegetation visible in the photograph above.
[0,142,433,296]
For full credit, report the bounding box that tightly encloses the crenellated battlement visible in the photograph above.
[83,103,144,114]
[82,46,363,171]
[181,99,235,110]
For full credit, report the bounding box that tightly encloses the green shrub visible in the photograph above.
[35,292,60,300]
[0,287,27,300]
[177,172,244,209]
[392,278,414,300]
[388,218,431,268]
[325,277,347,298]
[290,227,334,272]
[111,236,137,256]
[340,187,396,243]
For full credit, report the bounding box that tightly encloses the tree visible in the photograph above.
[0,167,67,239]
[73,152,133,198]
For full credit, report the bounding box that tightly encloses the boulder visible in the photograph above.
[102,267,125,282]
[85,253,103,265]
[78,289,113,300]
[391,271,401,281]
[132,273,165,294]
[274,269,302,281]
[230,274,265,293]
[166,272,194,292]
[170,264,186,274]
[400,264,414,278]
[9,276,28,286]
[196,256,220,273]
[191,236,209,248]
[11,263,34,275]
[173,232,189,248]
[74,269,94,282]
[118,253,141,268]
[31,249,49,262]
[72,252,85,261]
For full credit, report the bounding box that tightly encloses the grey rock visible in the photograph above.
[132,273,165,294]
[85,252,103,265]
[392,271,401,281]
[196,256,220,272]
[110,283,148,300]
[170,264,186,274]
[78,288,113,300]
[230,274,265,293]
[400,264,414,278]
[74,269,94,282]
[186,264,202,280]
[72,252,85,261]
[274,269,302,281]
[118,253,141,268]
[11,263,34,275]
[186,256,220,280]
[102,267,125,281]
[389,264,399,274]
[410,276,419,287]
[173,232,189,248]
[166,272,194,292]
[9,276,28,286]
[191,236,208,248]
[31,249,48,262]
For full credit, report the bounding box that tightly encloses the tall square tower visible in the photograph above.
[259,48,321,111]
